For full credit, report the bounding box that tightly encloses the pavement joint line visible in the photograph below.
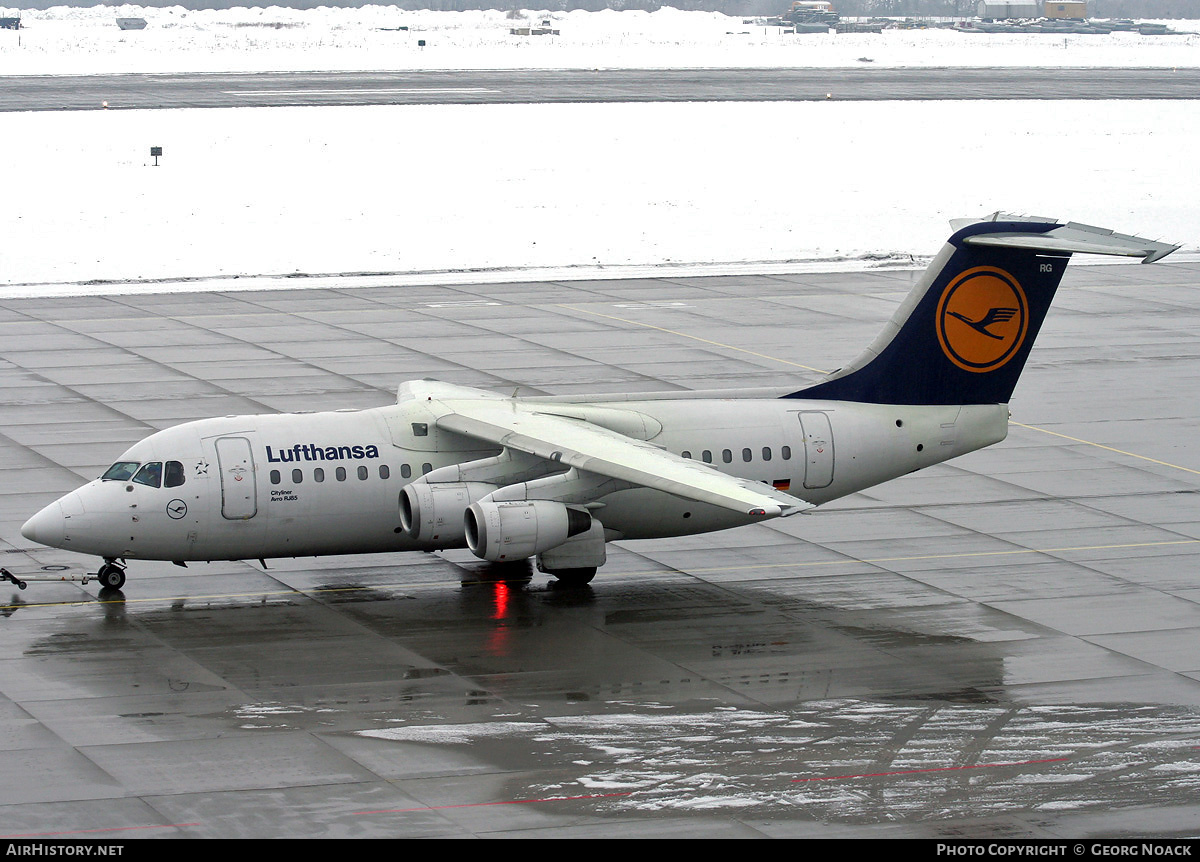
[557,303,1200,480]
[223,87,498,96]
[560,306,1199,479]
[1012,421,1200,476]
[558,303,831,374]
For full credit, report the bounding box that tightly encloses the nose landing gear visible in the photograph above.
[96,560,127,590]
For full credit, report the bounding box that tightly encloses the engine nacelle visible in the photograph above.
[399,481,497,546]
[464,499,592,562]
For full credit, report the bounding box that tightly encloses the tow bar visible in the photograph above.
[1,567,91,590]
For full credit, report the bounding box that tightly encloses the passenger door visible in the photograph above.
[215,436,258,519]
[798,412,835,489]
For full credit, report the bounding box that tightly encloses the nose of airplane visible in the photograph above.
[22,499,68,548]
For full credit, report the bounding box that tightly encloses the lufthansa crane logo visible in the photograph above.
[936,266,1029,373]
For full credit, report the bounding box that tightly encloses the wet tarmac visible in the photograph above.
[2,261,1200,838]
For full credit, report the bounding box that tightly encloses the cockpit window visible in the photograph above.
[102,461,139,481]
[132,462,163,488]
[164,461,185,488]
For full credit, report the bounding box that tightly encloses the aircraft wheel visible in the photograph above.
[97,564,126,590]
[549,567,596,587]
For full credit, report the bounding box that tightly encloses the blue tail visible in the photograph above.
[786,215,1177,406]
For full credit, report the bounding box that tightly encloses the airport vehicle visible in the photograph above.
[19,215,1177,591]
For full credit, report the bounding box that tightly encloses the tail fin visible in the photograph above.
[787,214,1178,406]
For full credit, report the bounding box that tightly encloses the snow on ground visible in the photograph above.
[1,6,1198,75]
[348,702,1200,817]
[2,98,1194,293]
[0,7,1197,293]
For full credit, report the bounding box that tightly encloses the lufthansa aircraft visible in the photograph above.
[19,215,1179,591]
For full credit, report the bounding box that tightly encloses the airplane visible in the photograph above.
[18,214,1179,592]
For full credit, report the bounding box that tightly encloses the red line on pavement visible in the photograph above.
[792,757,1069,782]
[1,822,201,838]
[354,791,631,815]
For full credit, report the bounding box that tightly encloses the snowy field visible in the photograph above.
[0,7,1197,293]
[3,99,1197,294]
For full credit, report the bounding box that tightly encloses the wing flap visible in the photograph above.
[434,400,811,518]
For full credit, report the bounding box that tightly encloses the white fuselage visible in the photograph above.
[29,397,1007,564]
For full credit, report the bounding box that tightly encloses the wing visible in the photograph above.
[430,395,812,519]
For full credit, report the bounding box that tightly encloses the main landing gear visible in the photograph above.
[96,559,127,590]
[546,567,596,587]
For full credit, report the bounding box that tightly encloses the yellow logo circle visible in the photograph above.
[936,267,1028,373]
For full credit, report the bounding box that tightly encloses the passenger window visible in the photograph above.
[401,464,412,478]
[270,470,281,485]
[702,450,712,463]
[357,466,368,480]
[422,463,432,475]
[379,465,390,480]
[681,451,691,460]
[782,446,791,460]
[132,462,162,488]
[164,460,186,487]
[292,469,303,484]
[314,468,325,483]
[102,461,139,481]
[763,447,772,461]
[742,448,752,462]
[722,449,732,463]
[336,467,347,482]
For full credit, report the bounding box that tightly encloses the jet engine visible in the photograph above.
[399,481,497,545]
[464,499,592,562]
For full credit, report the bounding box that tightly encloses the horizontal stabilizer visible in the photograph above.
[951,214,1179,263]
